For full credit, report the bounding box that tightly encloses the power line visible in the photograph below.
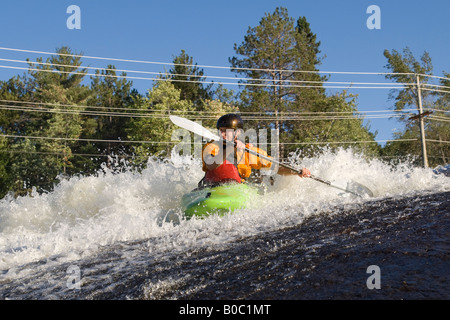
[1,62,448,94]
[2,138,447,161]
[426,108,450,113]
[0,134,168,144]
[0,57,416,87]
[421,87,450,94]
[0,99,425,115]
[429,116,450,122]
[418,73,450,81]
[426,139,450,144]
[0,133,423,146]
[4,98,447,117]
[2,45,448,83]
[1,100,449,122]
[266,139,420,145]
[0,64,417,90]
[0,104,421,121]
[1,47,448,93]
[0,149,143,158]
[422,83,450,90]
[0,46,448,97]
[0,46,423,76]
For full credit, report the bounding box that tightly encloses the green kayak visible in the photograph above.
[181,183,258,218]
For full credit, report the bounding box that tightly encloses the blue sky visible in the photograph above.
[0,0,449,144]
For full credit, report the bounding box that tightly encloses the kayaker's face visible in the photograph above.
[219,127,241,142]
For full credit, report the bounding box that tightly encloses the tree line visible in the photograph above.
[0,7,448,198]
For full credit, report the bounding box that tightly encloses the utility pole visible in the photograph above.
[416,74,429,168]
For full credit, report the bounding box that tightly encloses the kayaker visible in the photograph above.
[200,113,311,187]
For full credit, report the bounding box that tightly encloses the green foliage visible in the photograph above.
[383,47,433,117]
[382,48,448,167]
[0,136,10,196]
[292,92,381,158]
[0,22,447,198]
[166,50,213,107]
[86,65,135,168]
[127,79,193,164]
[230,7,377,158]
[0,46,245,197]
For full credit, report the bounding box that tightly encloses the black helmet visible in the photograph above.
[216,114,244,129]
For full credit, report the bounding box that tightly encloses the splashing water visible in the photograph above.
[0,148,448,280]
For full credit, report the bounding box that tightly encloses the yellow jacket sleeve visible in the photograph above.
[202,142,219,172]
[237,144,272,178]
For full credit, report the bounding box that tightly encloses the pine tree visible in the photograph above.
[165,50,239,142]
[4,47,91,194]
[383,47,433,117]
[229,7,308,153]
[87,65,135,168]
[430,72,450,165]
[0,135,9,197]
[382,48,448,167]
[230,7,377,158]
[0,77,30,197]
[166,50,213,108]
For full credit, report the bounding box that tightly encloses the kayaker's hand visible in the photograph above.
[299,168,311,178]
[235,140,247,151]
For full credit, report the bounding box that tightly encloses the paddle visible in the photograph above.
[170,115,373,198]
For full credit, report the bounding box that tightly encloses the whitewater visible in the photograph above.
[0,148,448,300]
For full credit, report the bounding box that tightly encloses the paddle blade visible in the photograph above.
[346,180,374,197]
[170,115,220,142]
[317,177,373,198]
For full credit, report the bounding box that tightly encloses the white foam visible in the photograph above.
[0,148,448,279]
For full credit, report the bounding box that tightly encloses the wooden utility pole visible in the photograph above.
[416,74,429,168]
